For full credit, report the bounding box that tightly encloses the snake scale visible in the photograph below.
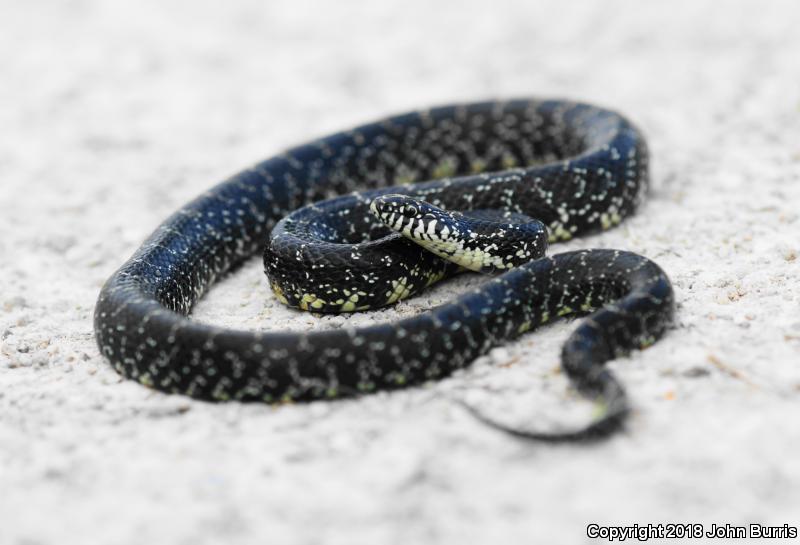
[94,99,674,441]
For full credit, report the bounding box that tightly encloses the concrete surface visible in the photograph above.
[1,1,799,543]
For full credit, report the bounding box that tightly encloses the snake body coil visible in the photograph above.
[94,99,674,440]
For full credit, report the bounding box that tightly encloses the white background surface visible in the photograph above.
[1,1,799,543]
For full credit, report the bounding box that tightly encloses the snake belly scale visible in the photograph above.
[94,99,674,440]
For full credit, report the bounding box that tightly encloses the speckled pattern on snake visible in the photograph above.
[94,99,675,441]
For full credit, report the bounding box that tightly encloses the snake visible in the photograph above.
[94,99,675,441]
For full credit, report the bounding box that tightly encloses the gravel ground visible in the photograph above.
[1,1,799,544]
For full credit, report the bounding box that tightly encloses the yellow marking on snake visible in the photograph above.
[540,311,550,323]
[501,153,518,169]
[470,159,487,173]
[432,157,457,179]
[386,277,411,304]
[270,281,289,305]
[299,293,327,310]
[600,212,622,230]
[340,292,360,312]
[425,269,447,287]
[550,224,573,241]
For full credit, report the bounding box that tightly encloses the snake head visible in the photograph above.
[370,194,443,228]
[369,194,548,274]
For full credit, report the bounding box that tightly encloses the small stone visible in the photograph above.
[683,367,711,378]
[489,347,510,365]
[3,296,27,311]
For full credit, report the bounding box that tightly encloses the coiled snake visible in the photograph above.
[94,99,674,441]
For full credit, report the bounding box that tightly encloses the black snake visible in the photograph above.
[94,99,674,441]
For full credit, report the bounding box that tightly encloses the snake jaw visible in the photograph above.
[368,198,380,218]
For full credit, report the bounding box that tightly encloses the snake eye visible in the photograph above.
[401,206,418,218]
